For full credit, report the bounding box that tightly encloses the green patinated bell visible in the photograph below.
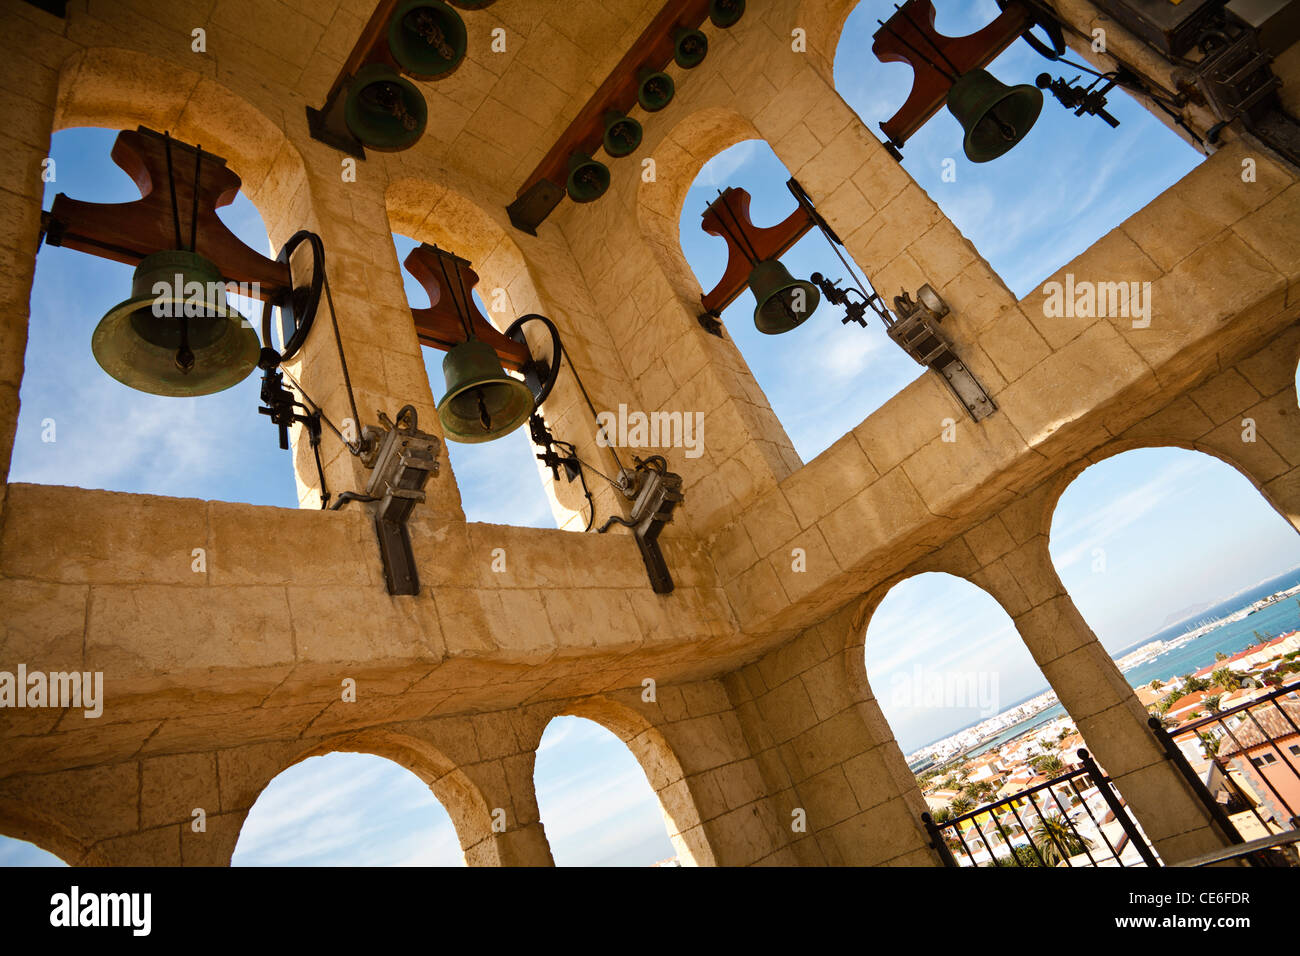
[709,0,745,28]
[673,27,708,69]
[748,259,820,335]
[387,0,467,80]
[602,111,643,158]
[92,249,259,397]
[946,69,1043,163]
[345,64,428,151]
[637,69,675,112]
[437,339,535,443]
[566,152,611,203]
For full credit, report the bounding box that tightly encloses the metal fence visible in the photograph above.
[1150,679,1300,850]
[922,749,1158,867]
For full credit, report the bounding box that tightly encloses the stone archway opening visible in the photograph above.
[864,571,1145,866]
[1049,446,1300,841]
[232,744,485,867]
[534,699,714,866]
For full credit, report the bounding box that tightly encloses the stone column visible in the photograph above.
[978,532,1232,862]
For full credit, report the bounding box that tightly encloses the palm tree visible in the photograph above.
[1205,694,1222,713]
[950,795,975,815]
[1029,753,1064,778]
[1031,814,1091,866]
[1198,732,1222,757]
[1149,678,1164,690]
[1215,651,1229,662]
[1212,667,1241,691]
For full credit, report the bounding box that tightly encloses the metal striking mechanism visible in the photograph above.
[506,0,745,234]
[307,0,468,158]
[1035,72,1122,128]
[871,0,1049,158]
[945,68,1043,162]
[599,456,685,595]
[39,127,308,397]
[356,406,442,596]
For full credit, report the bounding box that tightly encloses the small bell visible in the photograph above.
[566,152,611,203]
[747,259,820,334]
[387,0,467,80]
[672,27,708,69]
[637,69,675,112]
[709,0,745,28]
[344,64,428,151]
[602,111,643,158]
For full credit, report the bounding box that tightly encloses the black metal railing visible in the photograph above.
[1151,679,1300,842]
[922,749,1158,867]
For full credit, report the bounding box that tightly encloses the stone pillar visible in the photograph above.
[723,606,940,866]
[976,531,1231,862]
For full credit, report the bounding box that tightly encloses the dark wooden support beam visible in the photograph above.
[507,0,717,234]
[41,127,290,302]
[403,243,530,369]
[698,186,814,316]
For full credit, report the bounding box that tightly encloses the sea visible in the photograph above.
[930,566,1300,761]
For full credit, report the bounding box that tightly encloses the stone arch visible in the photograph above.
[1040,439,1300,549]
[551,695,717,866]
[794,0,861,83]
[239,729,501,866]
[53,47,312,251]
[0,797,103,866]
[636,105,763,313]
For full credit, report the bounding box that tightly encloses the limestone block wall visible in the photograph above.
[0,0,1298,868]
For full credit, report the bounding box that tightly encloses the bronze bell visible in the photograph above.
[437,339,535,442]
[747,259,819,334]
[566,152,611,203]
[387,0,467,81]
[91,249,260,397]
[946,69,1043,163]
[344,63,428,152]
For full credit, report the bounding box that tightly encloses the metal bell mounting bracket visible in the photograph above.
[888,284,996,422]
[598,455,685,595]
[345,405,442,596]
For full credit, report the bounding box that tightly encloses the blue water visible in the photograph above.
[953,567,1300,757]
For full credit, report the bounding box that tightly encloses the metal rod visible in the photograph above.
[1079,749,1159,867]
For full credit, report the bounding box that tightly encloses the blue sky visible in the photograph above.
[5,0,1299,865]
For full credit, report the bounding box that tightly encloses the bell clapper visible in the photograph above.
[175,316,195,374]
[476,390,492,432]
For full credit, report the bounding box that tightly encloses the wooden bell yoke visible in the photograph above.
[40,126,290,302]
[403,243,529,370]
[698,186,816,317]
[872,0,1033,151]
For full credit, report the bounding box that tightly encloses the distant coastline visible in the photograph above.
[906,564,1300,763]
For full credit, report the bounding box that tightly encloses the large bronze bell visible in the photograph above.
[602,110,643,158]
[387,0,467,81]
[91,249,260,397]
[945,69,1043,163]
[566,152,610,203]
[344,64,428,152]
[437,339,535,442]
[747,259,819,334]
